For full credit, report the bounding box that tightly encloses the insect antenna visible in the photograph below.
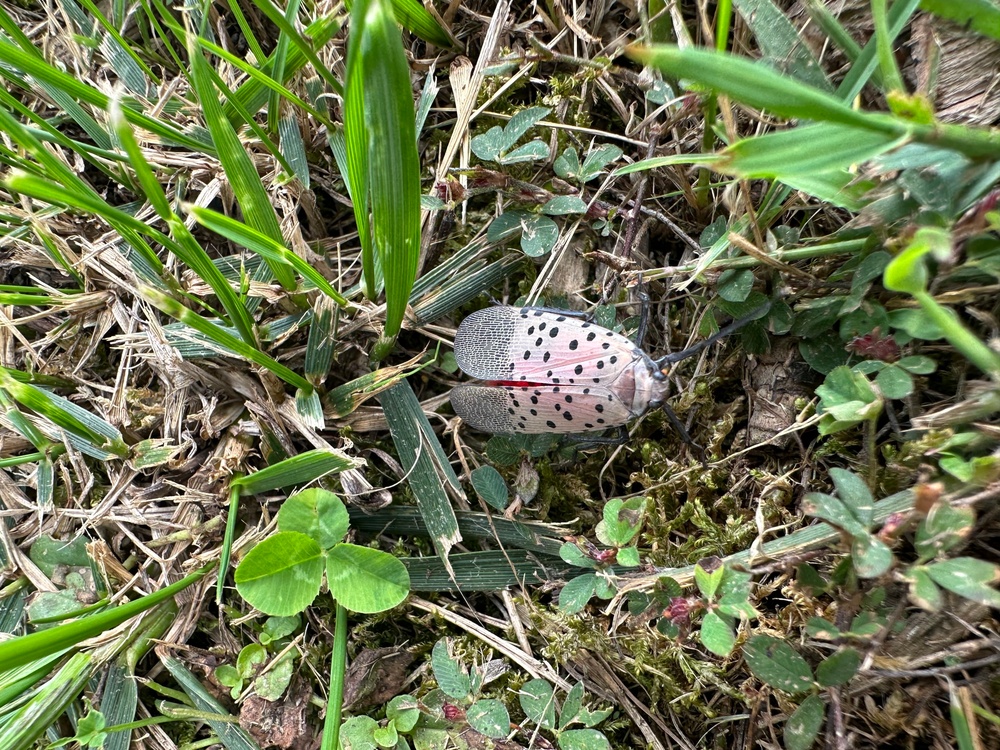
[654,300,772,370]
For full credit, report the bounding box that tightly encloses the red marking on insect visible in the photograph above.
[450,307,669,434]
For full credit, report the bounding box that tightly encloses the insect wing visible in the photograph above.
[454,307,641,385]
[450,383,633,434]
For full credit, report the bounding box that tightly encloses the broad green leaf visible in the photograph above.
[234,532,324,616]
[276,489,350,550]
[784,694,825,750]
[851,533,894,578]
[466,699,510,738]
[595,498,646,547]
[801,493,868,538]
[542,195,588,215]
[326,544,410,613]
[387,695,421,733]
[559,729,611,750]
[876,365,914,399]
[906,567,944,610]
[815,649,861,687]
[926,558,1000,608]
[743,635,814,693]
[559,573,599,614]
[829,468,874,526]
[470,466,509,510]
[521,215,559,257]
[700,611,736,656]
[694,558,725,600]
[915,503,975,560]
[431,640,471,699]
[559,682,585,729]
[519,679,556,729]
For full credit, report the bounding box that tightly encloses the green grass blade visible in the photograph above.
[186,205,348,304]
[920,0,1000,42]
[385,0,456,48]
[0,370,127,456]
[351,0,421,359]
[141,288,313,391]
[0,652,95,750]
[230,448,363,495]
[379,381,462,570]
[160,656,261,750]
[718,123,904,177]
[0,568,211,672]
[0,37,210,153]
[733,0,833,91]
[305,297,336,383]
[186,34,297,291]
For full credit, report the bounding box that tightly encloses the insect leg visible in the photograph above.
[633,288,651,349]
[661,402,707,465]
[566,425,630,447]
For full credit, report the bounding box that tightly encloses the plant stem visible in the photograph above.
[322,603,349,750]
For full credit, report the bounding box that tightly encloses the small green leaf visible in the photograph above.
[700,611,736,656]
[784,694,825,750]
[326,544,410,614]
[915,503,975,560]
[829,468,874,527]
[471,126,504,161]
[851,533,894,578]
[743,635,814,693]
[519,679,556,729]
[499,106,551,150]
[520,215,559,257]
[499,140,550,165]
[554,147,581,179]
[801,492,868,538]
[580,144,623,180]
[559,682,585,728]
[470,466,509,510]
[718,269,755,302]
[466,699,510,738]
[897,355,937,374]
[387,695,421,733]
[559,542,599,570]
[907,567,944,610]
[805,617,840,640]
[341,716,379,750]
[888,308,945,340]
[559,729,611,750]
[276,489,349,550]
[559,573,599,614]
[876,365,914,399]
[815,649,860,687]
[431,640,471,699]
[371,722,398,748]
[926,557,1000,608]
[694,557,725,600]
[542,195,588,215]
[234,532,324,616]
[595,498,646,547]
[616,547,641,567]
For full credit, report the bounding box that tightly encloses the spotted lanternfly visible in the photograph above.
[449,306,694,435]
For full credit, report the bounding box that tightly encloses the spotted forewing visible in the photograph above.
[451,307,648,434]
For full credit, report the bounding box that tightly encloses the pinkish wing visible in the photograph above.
[453,307,642,386]
[450,382,634,434]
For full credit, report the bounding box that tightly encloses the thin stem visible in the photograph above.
[321,603,349,750]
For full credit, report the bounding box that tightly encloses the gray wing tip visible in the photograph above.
[449,385,517,433]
